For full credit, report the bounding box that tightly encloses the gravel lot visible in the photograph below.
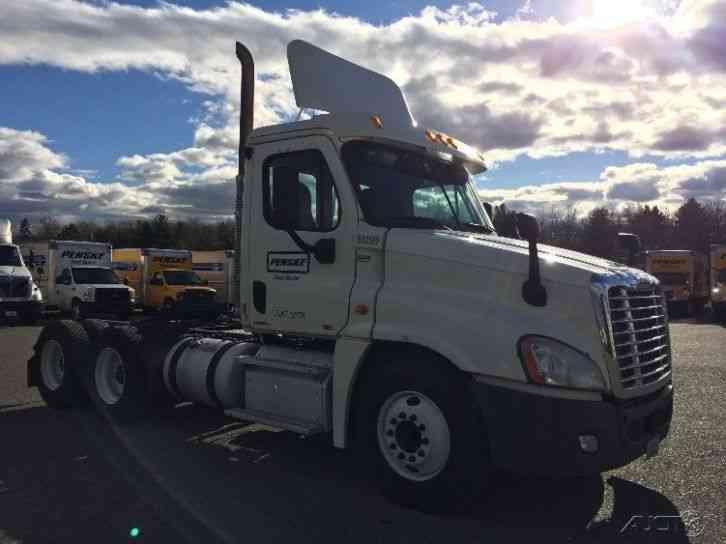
[0,318,724,544]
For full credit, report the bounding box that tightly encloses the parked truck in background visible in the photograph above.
[192,250,235,309]
[0,219,43,323]
[113,248,217,314]
[22,240,135,320]
[710,244,726,321]
[645,250,708,316]
[28,40,674,508]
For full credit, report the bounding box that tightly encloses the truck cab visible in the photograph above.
[28,40,675,508]
[0,219,43,323]
[146,267,214,311]
[53,264,135,319]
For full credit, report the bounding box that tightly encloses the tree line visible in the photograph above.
[11,197,726,260]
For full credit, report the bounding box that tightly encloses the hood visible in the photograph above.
[385,230,647,288]
[0,265,31,279]
[75,284,133,291]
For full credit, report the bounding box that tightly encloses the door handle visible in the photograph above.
[253,281,266,314]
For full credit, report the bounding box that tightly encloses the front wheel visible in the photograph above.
[355,355,491,511]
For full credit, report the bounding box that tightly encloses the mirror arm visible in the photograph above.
[286,230,335,264]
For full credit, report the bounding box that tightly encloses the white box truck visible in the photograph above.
[192,250,235,308]
[24,240,135,320]
[0,219,43,323]
[28,40,673,508]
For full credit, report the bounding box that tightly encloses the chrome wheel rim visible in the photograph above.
[40,339,65,391]
[377,390,451,482]
[95,347,126,405]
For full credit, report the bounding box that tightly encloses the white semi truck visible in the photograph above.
[0,219,43,323]
[23,240,135,320]
[27,40,673,507]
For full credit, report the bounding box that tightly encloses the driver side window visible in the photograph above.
[262,150,340,232]
[57,269,71,285]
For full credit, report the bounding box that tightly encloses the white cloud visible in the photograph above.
[1,0,726,221]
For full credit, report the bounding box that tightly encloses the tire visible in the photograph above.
[32,320,91,409]
[70,299,83,321]
[90,325,148,424]
[355,351,490,511]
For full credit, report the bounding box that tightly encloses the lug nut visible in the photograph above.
[409,414,417,421]
[421,438,429,445]
[408,455,416,462]
[417,449,425,457]
[399,412,406,419]
[386,429,393,437]
[398,453,405,460]
[390,418,397,425]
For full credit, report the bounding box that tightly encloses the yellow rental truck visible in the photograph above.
[645,250,708,316]
[112,248,217,315]
[710,244,726,321]
[191,250,235,309]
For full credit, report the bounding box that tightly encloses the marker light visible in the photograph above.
[425,130,437,142]
[370,115,383,128]
[129,527,140,538]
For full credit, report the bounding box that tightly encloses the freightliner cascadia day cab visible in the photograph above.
[112,248,217,313]
[23,240,135,320]
[192,250,235,308]
[710,244,726,321]
[28,40,674,508]
[0,219,43,323]
[645,249,708,316]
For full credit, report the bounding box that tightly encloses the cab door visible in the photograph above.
[54,268,73,310]
[247,135,356,336]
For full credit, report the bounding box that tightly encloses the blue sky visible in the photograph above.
[1,0,725,222]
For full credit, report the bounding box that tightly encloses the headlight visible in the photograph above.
[31,285,43,301]
[518,336,606,392]
[714,287,721,294]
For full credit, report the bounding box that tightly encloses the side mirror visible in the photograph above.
[482,201,493,220]
[618,232,641,266]
[313,238,335,264]
[517,213,540,242]
[202,278,209,286]
[516,212,547,307]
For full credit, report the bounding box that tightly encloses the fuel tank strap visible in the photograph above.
[167,337,196,399]
[206,341,237,408]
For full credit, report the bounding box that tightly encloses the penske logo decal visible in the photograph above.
[267,252,309,274]
[152,256,188,264]
[61,250,105,260]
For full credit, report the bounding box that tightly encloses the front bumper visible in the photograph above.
[0,300,42,315]
[471,380,673,475]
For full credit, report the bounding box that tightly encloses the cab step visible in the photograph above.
[224,408,324,436]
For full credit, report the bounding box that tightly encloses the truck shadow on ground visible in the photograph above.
[156,403,690,543]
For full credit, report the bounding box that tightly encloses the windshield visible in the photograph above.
[0,246,23,267]
[653,272,689,286]
[72,267,121,285]
[163,270,205,286]
[342,141,495,232]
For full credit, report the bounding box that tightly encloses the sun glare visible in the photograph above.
[585,0,656,29]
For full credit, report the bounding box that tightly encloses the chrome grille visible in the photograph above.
[0,277,30,298]
[607,285,671,391]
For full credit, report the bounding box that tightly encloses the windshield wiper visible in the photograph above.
[387,217,453,230]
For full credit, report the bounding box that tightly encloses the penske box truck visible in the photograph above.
[645,250,708,316]
[113,248,217,314]
[22,240,135,320]
[0,219,43,323]
[29,40,673,509]
[192,250,235,308]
